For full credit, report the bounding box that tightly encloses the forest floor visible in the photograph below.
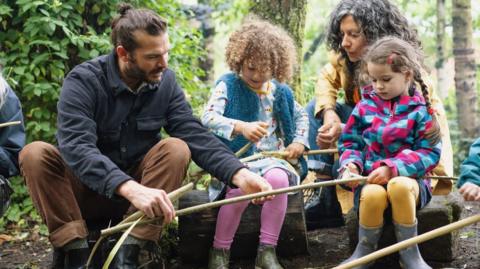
[0,200,478,269]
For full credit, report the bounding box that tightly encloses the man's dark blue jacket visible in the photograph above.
[57,51,244,198]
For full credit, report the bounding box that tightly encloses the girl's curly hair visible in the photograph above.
[225,17,297,83]
[326,0,421,74]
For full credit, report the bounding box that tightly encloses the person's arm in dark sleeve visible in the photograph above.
[56,68,131,198]
[0,86,25,177]
[164,77,244,186]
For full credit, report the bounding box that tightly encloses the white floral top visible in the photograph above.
[202,80,309,151]
[201,79,309,186]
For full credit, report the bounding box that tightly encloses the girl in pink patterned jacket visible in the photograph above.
[338,36,441,269]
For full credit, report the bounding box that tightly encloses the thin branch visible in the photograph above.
[0,121,21,128]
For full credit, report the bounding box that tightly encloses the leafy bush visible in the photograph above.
[0,0,208,231]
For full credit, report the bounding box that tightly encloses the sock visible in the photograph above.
[63,238,88,251]
[259,242,275,248]
[123,235,147,247]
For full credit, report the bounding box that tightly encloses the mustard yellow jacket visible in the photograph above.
[315,53,453,194]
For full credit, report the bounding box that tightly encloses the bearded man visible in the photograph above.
[20,4,272,268]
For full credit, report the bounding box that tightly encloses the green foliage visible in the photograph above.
[0,0,207,233]
[301,0,337,103]
[0,0,114,143]
[0,177,43,233]
[444,65,480,174]
[210,0,250,25]
[141,0,208,114]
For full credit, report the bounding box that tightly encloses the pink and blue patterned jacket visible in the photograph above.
[338,85,441,178]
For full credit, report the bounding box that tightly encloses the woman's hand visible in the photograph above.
[316,109,342,149]
[367,166,393,185]
[285,142,305,159]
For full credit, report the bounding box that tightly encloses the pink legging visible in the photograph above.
[213,168,289,249]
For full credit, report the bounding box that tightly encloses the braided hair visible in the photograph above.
[361,36,441,145]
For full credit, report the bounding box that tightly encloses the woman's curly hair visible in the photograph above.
[326,0,421,74]
[225,18,297,83]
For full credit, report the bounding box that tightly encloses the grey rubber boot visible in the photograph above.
[208,247,230,269]
[255,244,284,269]
[340,223,383,269]
[394,220,432,269]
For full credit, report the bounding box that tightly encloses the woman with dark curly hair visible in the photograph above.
[304,0,453,230]
[202,18,309,269]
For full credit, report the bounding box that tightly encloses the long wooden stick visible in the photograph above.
[0,121,21,128]
[100,174,458,237]
[333,214,480,269]
[101,176,368,236]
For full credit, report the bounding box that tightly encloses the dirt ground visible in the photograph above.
[0,201,478,269]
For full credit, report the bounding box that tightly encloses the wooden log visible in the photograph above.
[178,190,309,264]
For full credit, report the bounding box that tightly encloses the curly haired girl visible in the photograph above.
[201,18,308,269]
[338,36,441,269]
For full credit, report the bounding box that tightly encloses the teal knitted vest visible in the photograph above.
[216,73,307,179]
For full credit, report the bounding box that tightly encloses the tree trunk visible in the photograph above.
[250,0,307,104]
[196,0,215,83]
[452,0,479,149]
[436,0,448,99]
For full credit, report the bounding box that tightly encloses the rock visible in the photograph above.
[345,192,463,266]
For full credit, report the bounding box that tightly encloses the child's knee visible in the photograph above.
[387,177,416,200]
[264,168,289,189]
[360,185,388,209]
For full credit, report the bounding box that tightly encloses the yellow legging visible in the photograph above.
[359,177,420,227]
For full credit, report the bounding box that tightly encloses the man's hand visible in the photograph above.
[116,180,175,223]
[343,162,360,188]
[367,166,393,185]
[459,182,480,201]
[232,168,273,203]
[236,121,268,143]
[285,142,305,159]
[316,109,342,149]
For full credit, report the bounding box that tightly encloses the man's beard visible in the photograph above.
[125,57,164,85]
